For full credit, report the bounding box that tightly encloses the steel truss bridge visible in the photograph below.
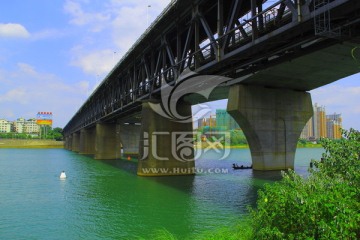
[63,0,360,136]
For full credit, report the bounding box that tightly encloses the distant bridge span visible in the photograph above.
[63,0,360,176]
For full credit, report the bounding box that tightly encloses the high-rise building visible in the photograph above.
[326,113,342,139]
[300,104,343,140]
[196,115,216,128]
[313,104,327,139]
[197,118,205,129]
[215,109,239,130]
[300,118,313,139]
[206,115,216,127]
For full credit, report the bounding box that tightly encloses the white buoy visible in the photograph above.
[60,171,67,179]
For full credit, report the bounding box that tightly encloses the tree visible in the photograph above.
[47,127,63,141]
[230,130,247,145]
[250,129,360,239]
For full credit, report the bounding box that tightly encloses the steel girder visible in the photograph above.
[63,0,358,136]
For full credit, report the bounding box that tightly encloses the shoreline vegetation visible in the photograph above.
[0,139,63,149]
[148,129,359,239]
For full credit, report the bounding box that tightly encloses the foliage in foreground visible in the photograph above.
[139,219,253,240]
[145,129,359,239]
[250,129,360,239]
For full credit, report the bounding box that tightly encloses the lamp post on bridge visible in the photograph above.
[147,5,151,26]
[113,51,116,65]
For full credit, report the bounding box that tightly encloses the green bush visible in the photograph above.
[250,129,360,239]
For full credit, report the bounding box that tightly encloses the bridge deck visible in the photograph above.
[64,0,360,135]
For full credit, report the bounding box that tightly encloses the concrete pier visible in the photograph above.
[137,101,195,176]
[227,85,313,170]
[64,136,70,150]
[71,132,80,152]
[79,128,96,155]
[118,123,141,157]
[95,123,120,160]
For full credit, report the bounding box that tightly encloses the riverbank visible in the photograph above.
[195,142,322,149]
[0,139,63,148]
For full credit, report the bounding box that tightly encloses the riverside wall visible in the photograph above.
[0,139,64,148]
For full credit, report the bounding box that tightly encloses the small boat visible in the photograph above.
[232,164,252,170]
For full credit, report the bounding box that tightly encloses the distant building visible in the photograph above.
[198,118,207,128]
[197,118,205,129]
[0,119,11,133]
[24,118,40,134]
[313,104,327,139]
[300,118,313,140]
[12,118,25,133]
[197,115,216,128]
[206,115,216,127]
[300,104,342,140]
[326,113,342,139]
[215,109,239,130]
[8,118,40,134]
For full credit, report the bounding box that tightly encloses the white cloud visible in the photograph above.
[110,0,171,54]
[64,0,171,77]
[77,80,90,95]
[31,29,68,41]
[0,88,28,104]
[311,82,360,130]
[0,63,90,127]
[17,63,37,75]
[70,47,116,76]
[0,23,30,38]
[64,0,111,32]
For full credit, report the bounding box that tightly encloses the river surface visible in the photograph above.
[0,148,323,239]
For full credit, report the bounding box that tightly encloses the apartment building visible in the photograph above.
[0,119,11,133]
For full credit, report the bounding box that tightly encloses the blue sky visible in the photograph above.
[0,0,359,130]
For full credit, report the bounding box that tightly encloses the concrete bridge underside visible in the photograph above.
[63,0,360,176]
[64,41,359,175]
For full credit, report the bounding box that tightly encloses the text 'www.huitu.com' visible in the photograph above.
[141,167,229,174]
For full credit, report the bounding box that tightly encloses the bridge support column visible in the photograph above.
[67,135,73,150]
[227,85,313,170]
[118,123,141,158]
[137,101,195,176]
[72,132,80,152]
[79,128,96,155]
[64,136,69,150]
[95,123,120,160]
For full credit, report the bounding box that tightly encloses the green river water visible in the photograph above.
[0,148,323,239]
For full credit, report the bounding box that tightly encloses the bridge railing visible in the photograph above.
[144,0,292,90]
[65,0,345,135]
[64,0,296,135]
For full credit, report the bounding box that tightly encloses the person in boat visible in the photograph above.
[240,165,244,169]
[232,163,240,168]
